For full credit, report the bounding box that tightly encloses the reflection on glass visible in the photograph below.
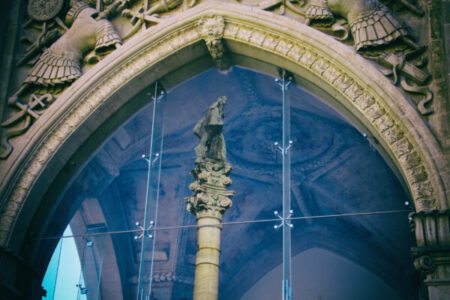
[290,213,418,300]
[219,221,282,300]
[147,227,198,300]
[40,66,418,300]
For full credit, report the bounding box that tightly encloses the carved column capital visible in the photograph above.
[410,210,450,291]
[185,161,234,219]
[413,254,435,274]
[197,15,228,70]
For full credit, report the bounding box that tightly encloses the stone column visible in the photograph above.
[410,210,450,300]
[185,96,234,300]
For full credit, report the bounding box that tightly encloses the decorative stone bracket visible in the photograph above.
[197,15,228,71]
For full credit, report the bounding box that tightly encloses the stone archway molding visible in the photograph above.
[0,1,447,250]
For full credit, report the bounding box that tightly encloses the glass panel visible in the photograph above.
[42,238,62,299]
[150,67,284,231]
[219,222,282,300]
[290,213,418,300]
[91,101,155,232]
[287,74,416,299]
[76,233,106,300]
[39,66,419,300]
[146,226,197,300]
[223,67,283,223]
[138,84,166,299]
[43,230,142,300]
[42,226,106,300]
[287,80,410,218]
[38,87,158,242]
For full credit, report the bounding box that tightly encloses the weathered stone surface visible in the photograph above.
[410,210,450,298]
[186,96,234,219]
[0,2,447,297]
[198,15,228,70]
[0,1,446,245]
[185,96,234,300]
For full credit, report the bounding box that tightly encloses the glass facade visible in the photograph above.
[40,67,418,299]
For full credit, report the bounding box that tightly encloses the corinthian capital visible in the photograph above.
[185,161,234,219]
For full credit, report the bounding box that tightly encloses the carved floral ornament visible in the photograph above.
[0,1,447,245]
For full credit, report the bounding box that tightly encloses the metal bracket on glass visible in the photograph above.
[275,77,292,89]
[85,238,93,247]
[141,153,160,167]
[274,140,293,155]
[155,90,165,102]
[273,209,294,229]
[76,284,88,295]
[134,220,154,240]
[148,89,165,103]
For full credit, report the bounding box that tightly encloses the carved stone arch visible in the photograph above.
[0,1,448,254]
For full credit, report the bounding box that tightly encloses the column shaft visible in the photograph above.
[193,217,221,300]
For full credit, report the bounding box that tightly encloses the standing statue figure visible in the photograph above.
[304,0,421,52]
[193,96,227,163]
[24,0,122,87]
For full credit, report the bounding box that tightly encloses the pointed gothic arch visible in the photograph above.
[0,1,447,266]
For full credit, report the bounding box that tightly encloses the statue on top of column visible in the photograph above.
[186,96,234,219]
[193,96,227,164]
